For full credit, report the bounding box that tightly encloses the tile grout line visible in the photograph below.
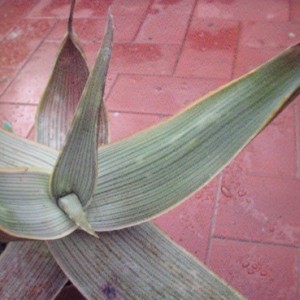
[0,19,58,100]
[104,74,120,103]
[212,235,299,250]
[294,101,300,178]
[131,0,154,42]
[170,0,198,76]
[230,20,242,80]
[6,17,59,138]
[26,125,35,139]
[204,173,223,265]
[102,71,229,81]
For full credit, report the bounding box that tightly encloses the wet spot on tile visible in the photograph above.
[0,19,55,68]
[186,18,239,50]
[208,239,298,299]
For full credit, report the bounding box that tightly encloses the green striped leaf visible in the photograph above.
[0,129,56,169]
[48,223,244,299]
[1,44,300,236]
[87,43,300,230]
[50,14,113,209]
[0,241,67,299]
[0,168,75,240]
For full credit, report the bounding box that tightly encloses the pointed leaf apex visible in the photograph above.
[58,193,98,238]
[68,0,76,34]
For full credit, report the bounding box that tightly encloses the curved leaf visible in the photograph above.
[35,34,89,150]
[0,129,57,169]
[48,223,244,299]
[50,14,113,208]
[0,168,75,239]
[88,43,300,230]
[0,241,66,300]
[1,44,300,235]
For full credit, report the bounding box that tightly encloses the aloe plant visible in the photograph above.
[1,1,300,299]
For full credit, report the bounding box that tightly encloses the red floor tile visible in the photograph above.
[154,178,218,262]
[214,173,300,247]
[110,0,150,17]
[176,18,239,79]
[28,0,111,18]
[225,105,296,178]
[149,0,195,16]
[0,41,59,104]
[0,0,39,40]
[290,0,300,21]
[73,42,180,77]
[194,0,289,21]
[108,43,180,76]
[0,40,116,105]
[0,18,55,68]
[135,12,190,44]
[0,104,36,137]
[233,47,283,78]
[47,15,142,43]
[1,1,300,299]
[28,0,150,18]
[185,18,239,50]
[26,126,35,141]
[240,21,300,49]
[208,239,298,300]
[107,74,225,115]
[109,111,162,142]
[0,69,16,96]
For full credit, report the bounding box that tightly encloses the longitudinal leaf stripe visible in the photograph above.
[48,223,244,299]
[50,14,113,208]
[1,44,300,236]
[88,43,300,229]
[0,241,67,299]
[0,169,76,239]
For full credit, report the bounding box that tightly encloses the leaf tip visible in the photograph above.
[68,0,76,34]
[58,193,98,238]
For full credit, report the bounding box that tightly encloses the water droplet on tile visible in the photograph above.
[155,86,162,93]
[247,268,254,275]
[260,270,268,277]
[278,294,287,300]
[180,83,188,90]
[195,193,202,199]
[267,223,276,233]
[288,32,296,38]
[7,29,23,40]
[246,198,252,204]
[221,185,233,198]
[238,190,246,197]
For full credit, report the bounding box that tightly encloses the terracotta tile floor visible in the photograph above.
[1,0,300,299]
